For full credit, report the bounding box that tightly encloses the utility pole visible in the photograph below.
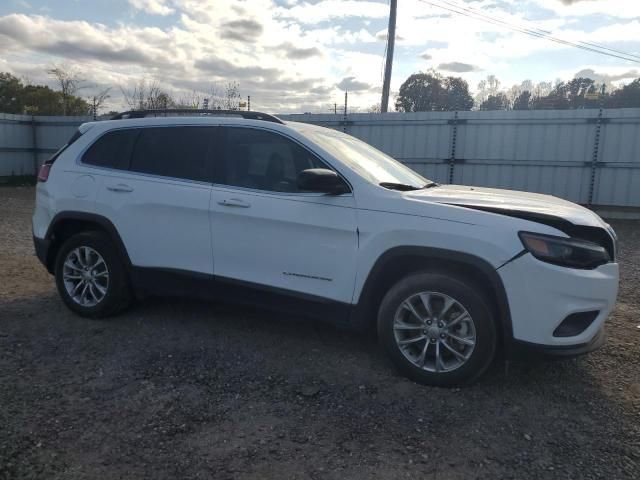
[343,91,348,133]
[247,95,251,111]
[381,0,397,113]
[334,102,337,114]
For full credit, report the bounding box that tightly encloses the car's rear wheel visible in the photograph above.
[54,231,132,318]
[377,272,497,386]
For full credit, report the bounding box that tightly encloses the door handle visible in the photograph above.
[106,183,134,193]
[218,198,251,208]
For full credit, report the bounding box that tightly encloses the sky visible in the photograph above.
[0,0,639,113]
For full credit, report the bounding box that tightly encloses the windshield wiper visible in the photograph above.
[379,182,422,191]
[379,181,439,191]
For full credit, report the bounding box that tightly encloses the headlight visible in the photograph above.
[518,231,610,269]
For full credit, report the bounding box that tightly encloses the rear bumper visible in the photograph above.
[510,326,606,360]
[33,234,51,269]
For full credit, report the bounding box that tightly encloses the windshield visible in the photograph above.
[305,129,430,188]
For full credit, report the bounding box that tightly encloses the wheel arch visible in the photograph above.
[350,246,513,349]
[44,211,131,274]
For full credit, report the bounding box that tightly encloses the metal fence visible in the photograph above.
[1,109,639,208]
[281,109,640,208]
[0,113,92,178]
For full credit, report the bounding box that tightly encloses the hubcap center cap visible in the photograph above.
[427,325,441,339]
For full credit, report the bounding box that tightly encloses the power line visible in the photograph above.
[416,0,640,64]
[435,0,640,61]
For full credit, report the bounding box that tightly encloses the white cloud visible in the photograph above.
[275,0,388,23]
[535,0,640,19]
[0,0,638,113]
[129,0,175,16]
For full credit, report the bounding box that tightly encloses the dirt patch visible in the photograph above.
[1,186,638,479]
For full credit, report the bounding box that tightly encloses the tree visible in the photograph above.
[223,81,241,110]
[47,64,85,115]
[475,75,501,106]
[395,71,473,112]
[0,72,24,114]
[395,72,444,112]
[443,76,474,111]
[607,79,640,108]
[120,78,175,110]
[513,90,532,110]
[175,90,204,109]
[532,77,596,109]
[22,85,69,115]
[88,87,111,118]
[480,92,511,110]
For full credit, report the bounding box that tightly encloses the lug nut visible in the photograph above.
[440,333,446,339]
[438,322,444,328]
[426,320,432,325]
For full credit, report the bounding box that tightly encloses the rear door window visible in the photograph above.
[82,129,138,170]
[129,127,214,182]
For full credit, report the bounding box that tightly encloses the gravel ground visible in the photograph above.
[1,186,639,480]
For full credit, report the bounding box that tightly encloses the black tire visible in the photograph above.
[54,231,132,318]
[377,272,497,387]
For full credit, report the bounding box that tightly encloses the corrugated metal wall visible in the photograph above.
[281,108,640,207]
[0,113,93,177]
[1,109,638,207]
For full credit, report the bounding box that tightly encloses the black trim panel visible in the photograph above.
[351,246,514,346]
[44,211,132,271]
[510,327,605,360]
[131,267,352,326]
[33,235,50,267]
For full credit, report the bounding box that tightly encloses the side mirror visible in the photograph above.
[297,168,350,195]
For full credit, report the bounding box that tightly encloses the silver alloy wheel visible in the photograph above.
[393,291,476,373]
[62,246,109,307]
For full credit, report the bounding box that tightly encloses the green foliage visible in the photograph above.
[480,92,511,111]
[397,71,640,111]
[0,73,25,114]
[512,91,532,110]
[0,72,90,115]
[531,77,596,110]
[395,71,474,112]
[607,79,640,108]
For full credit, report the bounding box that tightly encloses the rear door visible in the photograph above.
[90,126,216,275]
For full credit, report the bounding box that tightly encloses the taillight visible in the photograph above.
[37,163,52,182]
[36,128,83,183]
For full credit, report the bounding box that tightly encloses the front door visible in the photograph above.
[209,126,358,305]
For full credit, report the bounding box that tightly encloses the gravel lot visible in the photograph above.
[1,186,639,480]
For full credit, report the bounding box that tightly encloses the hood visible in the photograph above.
[407,185,605,228]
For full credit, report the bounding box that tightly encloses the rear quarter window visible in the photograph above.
[82,129,138,170]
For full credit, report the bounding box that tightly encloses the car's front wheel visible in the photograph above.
[377,272,497,386]
[54,231,132,318]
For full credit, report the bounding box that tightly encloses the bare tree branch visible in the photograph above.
[47,64,85,115]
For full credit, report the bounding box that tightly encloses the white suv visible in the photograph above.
[32,110,619,386]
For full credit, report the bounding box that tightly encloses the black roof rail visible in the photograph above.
[110,109,283,124]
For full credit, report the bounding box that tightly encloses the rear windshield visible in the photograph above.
[47,129,83,164]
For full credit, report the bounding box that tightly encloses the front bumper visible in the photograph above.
[510,326,606,360]
[498,252,618,355]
